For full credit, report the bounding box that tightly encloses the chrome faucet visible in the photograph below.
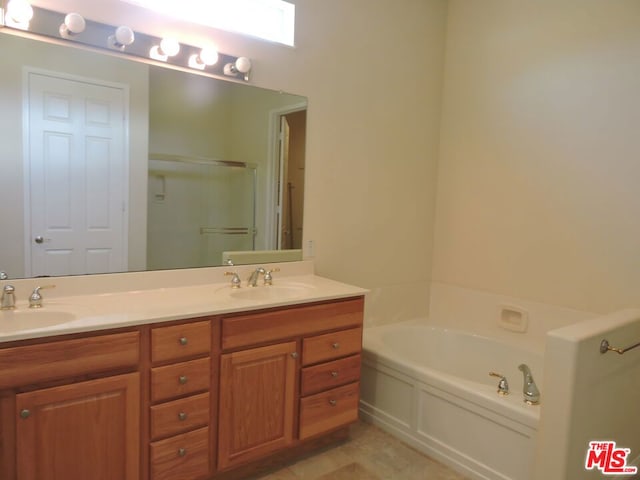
[1,285,16,310]
[489,372,509,396]
[28,285,56,308]
[247,267,265,287]
[518,364,540,405]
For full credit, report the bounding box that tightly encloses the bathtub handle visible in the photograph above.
[489,372,509,396]
[600,338,640,355]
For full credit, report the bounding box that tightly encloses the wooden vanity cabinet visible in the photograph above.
[0,331,141,480]
[0,295,364,480]
[148,318,217,480]
[218,296,364,472]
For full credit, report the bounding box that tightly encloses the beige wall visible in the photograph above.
[433,0,640,314]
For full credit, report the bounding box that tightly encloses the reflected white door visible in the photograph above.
[26,71,128,277]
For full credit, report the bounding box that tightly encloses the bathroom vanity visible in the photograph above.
[0,263,366,480]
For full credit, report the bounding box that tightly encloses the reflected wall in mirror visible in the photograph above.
[0,31,307,280]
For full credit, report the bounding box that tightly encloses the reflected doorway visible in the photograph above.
[276,109,306,250]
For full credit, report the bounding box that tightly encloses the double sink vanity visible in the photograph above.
[0,261,367,480]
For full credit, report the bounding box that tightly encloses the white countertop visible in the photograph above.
[0,262,367,343]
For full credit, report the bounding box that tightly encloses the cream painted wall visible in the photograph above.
[32,0,449,325]
[433,0,640,314]
[0,33,149,277]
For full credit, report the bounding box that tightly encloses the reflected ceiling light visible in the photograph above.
[223,57,252,79]
[58,12,86,39]
[6,0,34,29]
[149,37,180,62]
[107,25,135,51]
[188,47,219,70]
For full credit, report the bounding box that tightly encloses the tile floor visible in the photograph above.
[255,421,469,480]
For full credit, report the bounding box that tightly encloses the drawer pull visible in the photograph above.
[332,342,340,349]
[330,371,339,378]
[179,337,188,346]
[291,352,298,359]
[178,448,187,457]
[178,375,188,385]
[20,409,31,419]
[178,411,188,421]
[328,399,337,406]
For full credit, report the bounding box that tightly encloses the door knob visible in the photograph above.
[34,236,44,244]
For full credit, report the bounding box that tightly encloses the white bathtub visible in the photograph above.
[359,321,543,480]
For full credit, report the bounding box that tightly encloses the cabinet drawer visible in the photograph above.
[151,320,211,364]
[222,297,364,350]
[299,382,360,440]
[151,357,210,403]
[150,426,210,480]
[0,331,139,389]
[301,354,361,396]
[302,327,362,366]
[150,392,210,441]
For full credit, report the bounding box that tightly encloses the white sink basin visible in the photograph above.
[229,284,314,302]
[0,308,79,333]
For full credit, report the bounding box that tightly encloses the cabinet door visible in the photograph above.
[16,372,140,480]
[218,341,297,470]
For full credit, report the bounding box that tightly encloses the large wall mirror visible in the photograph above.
[0,26,307,280]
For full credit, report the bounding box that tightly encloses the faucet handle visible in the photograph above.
[29,285,56,309]
[0,271,8,280]
[1,285,16,310]
[224,272,241,289]
[489,372,509,396]
[263,267,280,286]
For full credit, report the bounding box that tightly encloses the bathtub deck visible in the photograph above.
[255,420,468,480]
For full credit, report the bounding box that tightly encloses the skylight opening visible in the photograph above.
[122,0,295,46]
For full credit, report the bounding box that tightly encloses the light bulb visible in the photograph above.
[235,57,252,74]
[59,13,86,38]
[159,38,180,57]
[115,26,135,46]
[198,47,218,66]
[188,47,218,70]
[108,26,135,51]
[223,57,252,79]
[7,0,34,25]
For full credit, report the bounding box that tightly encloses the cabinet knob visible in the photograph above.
[332,342,340,349]
[328,399,337,407]
[178,448,187,457]
[291,352,298,359]
[179,337,188,346]
[20,409,31,419]
[330,371,339,378]
[178,412,188,421]
[178,375,188,385]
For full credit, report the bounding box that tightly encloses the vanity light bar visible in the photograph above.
[0,2,252,82]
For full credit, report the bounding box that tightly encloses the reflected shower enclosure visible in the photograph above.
[147,156,256,269]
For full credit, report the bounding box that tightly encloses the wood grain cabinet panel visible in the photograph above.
[221,297,364,350]
[302,327,362,366]
[150,426,210,480]
[299,382,360,440]
[151,357,211,403]
[15,373,140,480]
[301,354,361,396]
[218,341,297,470]
[151,320,211,364]
[0,331,139,389]
[150,392,210,441]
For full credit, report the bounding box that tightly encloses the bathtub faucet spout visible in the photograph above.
[518,364,540,405]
